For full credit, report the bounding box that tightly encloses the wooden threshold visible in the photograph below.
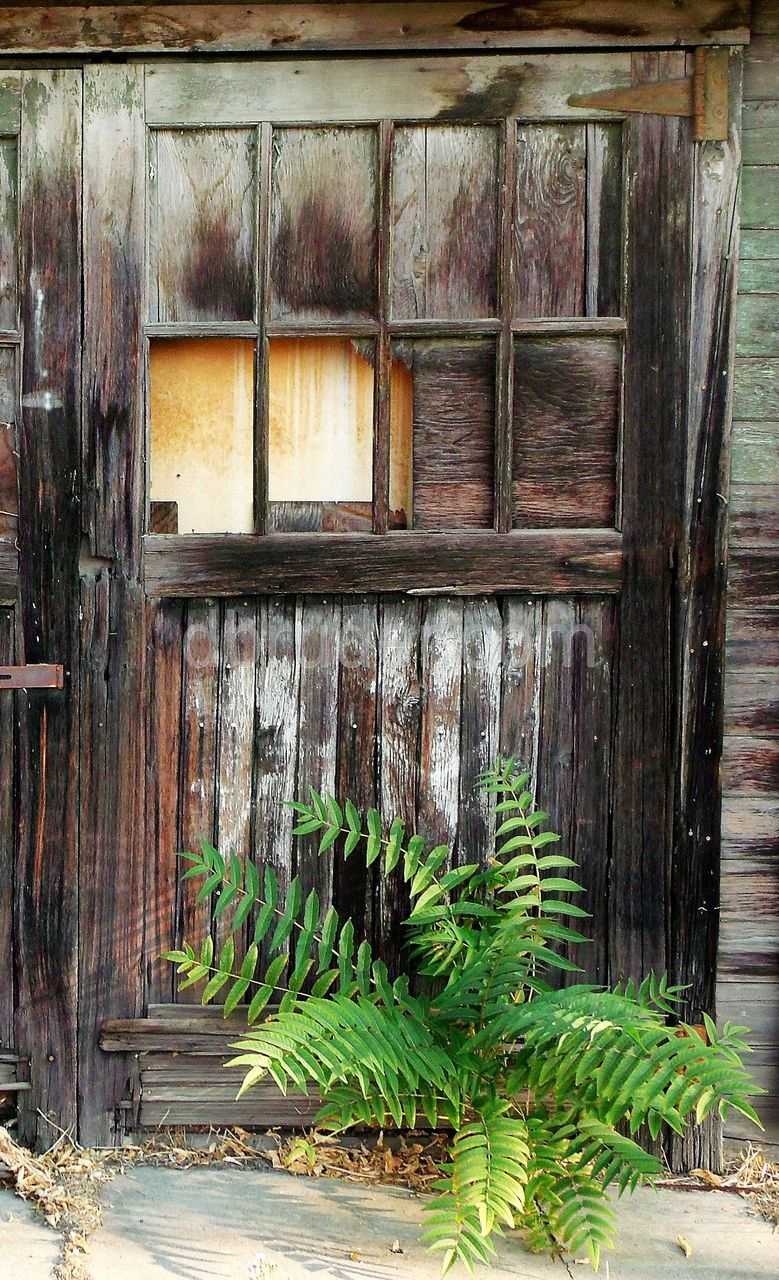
[143,529,623,597]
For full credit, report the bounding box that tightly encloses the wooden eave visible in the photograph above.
[0,2,752,59]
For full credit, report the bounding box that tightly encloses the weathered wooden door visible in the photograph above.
[1,51,740,1153]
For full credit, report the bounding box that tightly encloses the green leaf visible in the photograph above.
[270,878,302,953]
[247,953,287,1023]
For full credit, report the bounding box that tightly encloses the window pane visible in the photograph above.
[270,128,378,323]
[512,336,620,528]
[149,129,256,322]
[0,138,17,330]
[390,340,495,530]
[392,125,498,320]
[149,338,255,534]
[268,337,374,532]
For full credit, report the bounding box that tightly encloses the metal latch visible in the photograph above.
[568,47,729,141]
[0,664,64,689]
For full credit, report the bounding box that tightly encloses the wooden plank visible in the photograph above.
[15,68,81,1150]
[742,167,779,229]
[585,122,623,318]
[716,981,779,1046]
[391,125,498,321]
[736,295,779,356]
[723,795,779,858]
[670,57,740,1046]
[399,339,495,529]
[571,599,616,985]
[144,599,184,1005]
[499,597,542,777]
[537,598,576,970]
[270,128,377,323]
[734,359,779,419]
[611,52,691,990]
[719,914,779,980]
[0,608,13,1047]
[417,599,463,858]
[0,138,17,332]
[512,336,620,527]
[0,348,18,540]
[741,229,779,258]
[79,65,148,1145]
[150,127,256,323]
[744,35,779,100]
[214,600,257,958]
[722,860,779,919]
[177,601,220,985]
[334,597,378,938]
[378,598,421,973]
[725,672,779,735]
[753,0,779,35]
[731,427,779,483]
[739,258,779,290]
[0,542,16,604]
[253,598,299,962]
[458,599,501,865]
[728,546,779,606]
[742,100,779,165]
[515,123,586,319]
[722,736,779,794]
[726,603,779,668]
[143,530,624,597]
[294,598,340,909]
[0,4,752,56]
[145,54,635,126]
[0,73,19,133]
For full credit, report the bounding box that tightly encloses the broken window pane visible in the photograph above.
[390,340,495,530]
[268,337,374,532]
[149,338,255,534]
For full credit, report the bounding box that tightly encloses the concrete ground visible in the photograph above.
[1,1166,777,1280]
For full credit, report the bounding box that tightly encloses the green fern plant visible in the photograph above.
[165,758,761,1273]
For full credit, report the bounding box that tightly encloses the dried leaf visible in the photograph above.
[676,1235,693,1259]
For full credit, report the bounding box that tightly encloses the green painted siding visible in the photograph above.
[719,0,779,1154]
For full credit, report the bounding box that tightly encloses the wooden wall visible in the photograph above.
[719,0,779,1154]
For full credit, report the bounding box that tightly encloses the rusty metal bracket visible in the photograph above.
[0,664,64,689]
[568,47,729,141]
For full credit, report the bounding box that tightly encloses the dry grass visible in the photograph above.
[725,1145,779,1230]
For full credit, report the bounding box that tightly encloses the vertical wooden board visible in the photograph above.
[294,598,340,911]
[83,65,145,569]
[499,597,542,779]
[144,599,184,1005]
[214,600,257,957]
[537,599,576,884]
[515,123,586,318]
[391,125,498,319]
[586,123,623,317]
[378,598,421,971]
[150,127,256,322]
[15,69,82,1148]
[512,337,620,528]
[335,597,379,937]
[459,599,502,865]
[270,127,378,323]
[395,339,495,529]
[0,607,14,1046]
[0,137,17,331]
[177,600,220,991]
[79,64,148,1145]
[0,346,18,539]
[610,52,691,990]
[417,598,463,856]
[78,574,147,1142]
[253,597,300,962]
[672,56,741,1038]
[570,599,616,984]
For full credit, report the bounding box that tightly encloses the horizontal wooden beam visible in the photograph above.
[0,4,751,57]
[143,530,623,597]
